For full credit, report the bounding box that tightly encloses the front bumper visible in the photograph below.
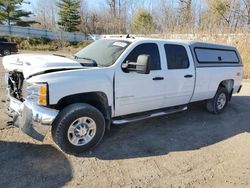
[7,96,59,141]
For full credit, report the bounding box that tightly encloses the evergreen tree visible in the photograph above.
[0,0,36,26]
[131,9,155,35]
[57,0,81,32]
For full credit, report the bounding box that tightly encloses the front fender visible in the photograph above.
[28,68,114,107]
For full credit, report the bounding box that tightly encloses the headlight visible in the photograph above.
[23,82,48,106]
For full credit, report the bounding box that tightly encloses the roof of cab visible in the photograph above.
[100,36,236,50]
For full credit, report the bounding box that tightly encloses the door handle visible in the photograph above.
[153,77,164,81]
[184,75,193,78]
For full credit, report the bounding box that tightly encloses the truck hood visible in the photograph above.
[2,54,84,78]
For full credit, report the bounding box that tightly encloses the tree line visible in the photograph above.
[1,0,250,34]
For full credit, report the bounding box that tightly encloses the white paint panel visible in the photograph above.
[29,68,115,114]
[191,66,243,102]
[161,42,195,106]
[115,70,167,116]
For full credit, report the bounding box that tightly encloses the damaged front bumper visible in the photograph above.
[7,96,58,141]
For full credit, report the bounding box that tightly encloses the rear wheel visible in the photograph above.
[52,103,105,155]
[206,87,229,114]
[2,49,11,56]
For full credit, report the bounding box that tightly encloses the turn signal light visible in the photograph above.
[38,95,47,106]
[39,85,47,96]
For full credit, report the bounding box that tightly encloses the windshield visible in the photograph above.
[74,39,131,67]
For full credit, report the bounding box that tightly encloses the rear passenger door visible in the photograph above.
[162,44,195,107]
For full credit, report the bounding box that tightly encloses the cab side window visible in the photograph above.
[124,43,161,70]
[164,44,189,69]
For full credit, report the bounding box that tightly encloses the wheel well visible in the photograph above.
[219,79,234,93]
[55,92,111,121]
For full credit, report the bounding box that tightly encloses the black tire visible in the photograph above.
[1,49,11,56]
[52,103,105,155]
[206,87,229,114]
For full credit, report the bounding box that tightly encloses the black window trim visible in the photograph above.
[164,44,190,70]
[194,47,240,64]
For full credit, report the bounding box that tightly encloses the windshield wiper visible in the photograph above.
[73,55,98,67]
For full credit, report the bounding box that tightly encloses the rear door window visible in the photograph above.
[164,44,190,69]
[195,48,239,63]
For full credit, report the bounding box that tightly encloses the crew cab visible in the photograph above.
[0,38,19,56]
[2,37,243,154]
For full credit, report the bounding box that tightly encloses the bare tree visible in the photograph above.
[32,0,57,30]
[178,0,193,30]
[31,0,250,34]
[105,0,127,33]
[107,0,117,17]
[241,0,250,27]
[79,0,89,33]
[152,0,178,33]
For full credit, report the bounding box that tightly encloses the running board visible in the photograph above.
[112,106,188,125]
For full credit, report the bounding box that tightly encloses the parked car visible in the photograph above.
[2,37,243,154]
[0,38,19,56]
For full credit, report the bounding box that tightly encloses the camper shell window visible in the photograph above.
[194,47,239,64]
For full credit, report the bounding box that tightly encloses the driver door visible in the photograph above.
[115,43,166,117]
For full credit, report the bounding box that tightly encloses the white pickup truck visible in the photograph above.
[3,37,243,154]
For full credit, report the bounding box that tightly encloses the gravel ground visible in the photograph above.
[0,54,250,188]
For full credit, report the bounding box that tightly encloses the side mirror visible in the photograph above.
[122,54,151,74]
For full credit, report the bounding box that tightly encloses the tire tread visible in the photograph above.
[206,87,229,114]
[52,103,105,155]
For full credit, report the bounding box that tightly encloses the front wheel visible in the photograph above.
[52,103,105,155]
[206,87,229,114]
